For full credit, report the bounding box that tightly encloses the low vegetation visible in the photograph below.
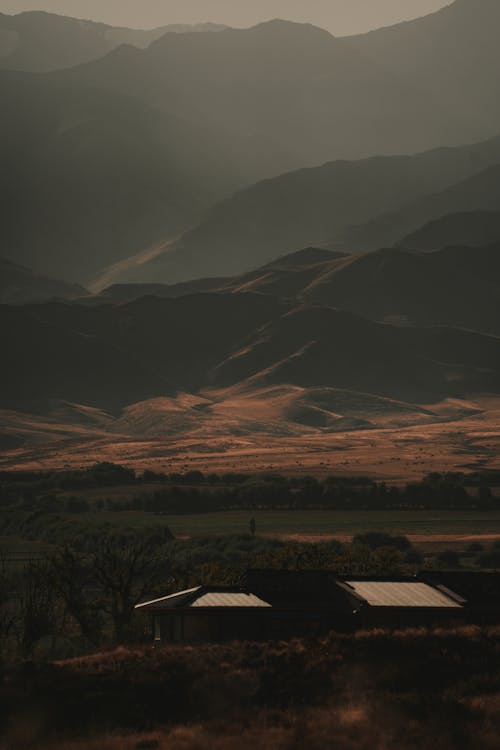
[3,627,500,749]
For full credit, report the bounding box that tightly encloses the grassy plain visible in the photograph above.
[43,509,500,549]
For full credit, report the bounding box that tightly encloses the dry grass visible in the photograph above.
[5,628,500,750]
[1,394,499,483]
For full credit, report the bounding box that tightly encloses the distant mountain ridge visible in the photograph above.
[397,211,500,251]
[0,71,244,282]
[0,11,226,72]
[4,1,500,288]
[104,133,500,286]
[343,165,500,251]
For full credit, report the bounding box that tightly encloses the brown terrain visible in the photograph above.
[2,245,500,482]
[1,391,499,482]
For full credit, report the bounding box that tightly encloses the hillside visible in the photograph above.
[0,11,225,72]
[212,304,500,403]
[89,243,500,337]
[0,294,288,412]
[0,258,86,304]
[52,16,473,184]
[302,245,500,335]
[397,211,500,250]
[343,164,500,251]
[2,290,500,418]
[51,1,500,180]
[4,3,500,287]
[105,134,500,286]
[344,0,500,137]
[92,248,343,304]
[0,71,243,283]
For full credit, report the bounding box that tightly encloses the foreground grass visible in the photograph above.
[3,627,500,749]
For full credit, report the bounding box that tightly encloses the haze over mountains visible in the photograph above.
[124,135,500,285]
[0,11,225,71]
[1,1,500,287]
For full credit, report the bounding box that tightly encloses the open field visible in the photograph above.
[2,509,493,552]
[1,398,499,483]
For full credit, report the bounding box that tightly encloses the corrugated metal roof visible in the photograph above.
[135,587,201,610]
[344,581,463,608]
[191,592,271,608]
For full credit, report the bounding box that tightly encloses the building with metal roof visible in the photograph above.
[135,574,469,644]
[135,586,272,643]
[337,578,465,629]
[342,581,463,609]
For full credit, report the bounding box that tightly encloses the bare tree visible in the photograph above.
[49,547,103,646]
[91,533,171,643]
[16,561,60,659]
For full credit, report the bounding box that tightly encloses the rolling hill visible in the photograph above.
[0,11,225,72]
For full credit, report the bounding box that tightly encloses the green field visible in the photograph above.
[79,509,500,540]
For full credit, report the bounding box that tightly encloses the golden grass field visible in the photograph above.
[0,389,500,482]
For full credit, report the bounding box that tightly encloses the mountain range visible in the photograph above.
[1,1,500,469]
[3,241,500,421]
[2,1,500,286]
[0,70,244,282]
[105,134,500,286]
[0,11,225,72]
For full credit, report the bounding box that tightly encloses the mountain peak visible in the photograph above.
[248,18,334,38]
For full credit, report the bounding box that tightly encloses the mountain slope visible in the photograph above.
[0,293,288,411]
[397,211,500,251]
[54,3,500,180]
[212,304,500,403]
[344,0,500,137]
[106,133,500,286]
[52,18,461,183]
[0,71,244,283]
[0,258,86,304]
[302,246,500,335]
[0,11,225,72]
[342,164,500,251]
[89,242,500,337]
[3,289,500,416]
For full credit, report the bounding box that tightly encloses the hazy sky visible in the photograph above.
[0,0,454,35]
